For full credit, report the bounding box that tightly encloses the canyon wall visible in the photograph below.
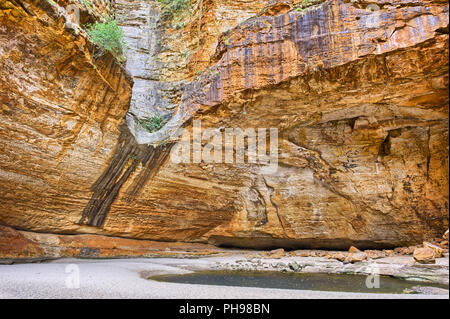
[0,0,449,254]
[0,0,133,234]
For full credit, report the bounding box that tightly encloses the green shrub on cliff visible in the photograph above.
[158,0,191,21]
[138,115,167,133]
[295,0,322,12]
[86,18,126,62]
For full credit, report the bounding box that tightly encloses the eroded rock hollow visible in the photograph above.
[0,0,448,257]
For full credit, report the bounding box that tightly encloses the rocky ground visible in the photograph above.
[1,225,447,263]
[1,226,449,286]
[207,253,450,286]
[1,227,448,298]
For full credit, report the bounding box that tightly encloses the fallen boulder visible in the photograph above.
[413,247,436,264]
[423,242,445,258]
[344,252,368,264]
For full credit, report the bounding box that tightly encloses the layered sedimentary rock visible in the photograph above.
[0,225,226,262]
[0,0,133,233]
[0,0,449,252]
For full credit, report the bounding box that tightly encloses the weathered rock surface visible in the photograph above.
[115,0,183,142]
[344,251,368,263]
[176,0,449,249]
[413,247,436,264]
[330,252,347,261]
[0,0,449,255]
[349,246,361,254]
[262,248,286,258]
[0,225,228,263]
[0,0,133,234]
[210,253,449,285]
[423,241,445,258]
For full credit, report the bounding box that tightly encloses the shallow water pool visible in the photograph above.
[150,271,449,294]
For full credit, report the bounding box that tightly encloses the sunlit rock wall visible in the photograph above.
[0,0,133,234]
[0,0,448,250]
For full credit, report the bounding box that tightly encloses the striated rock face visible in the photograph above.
[115,0,183,142]
[0,0,133,233]
[0,225,226,262]
[0,0,449,254]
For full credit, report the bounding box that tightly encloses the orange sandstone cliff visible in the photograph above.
[0,0,448,259]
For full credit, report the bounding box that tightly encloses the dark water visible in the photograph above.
[150,271,449,294]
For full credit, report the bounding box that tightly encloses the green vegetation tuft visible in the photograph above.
[138,115,167,133]
[158,0,191,21]
[295,0,321,12]
[86,18,127,62]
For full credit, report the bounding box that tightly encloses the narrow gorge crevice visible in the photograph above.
[78,0,181,227]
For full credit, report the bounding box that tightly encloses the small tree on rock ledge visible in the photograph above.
[86,18,127,62]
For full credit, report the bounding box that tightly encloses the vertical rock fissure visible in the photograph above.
[79,124,173,227]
